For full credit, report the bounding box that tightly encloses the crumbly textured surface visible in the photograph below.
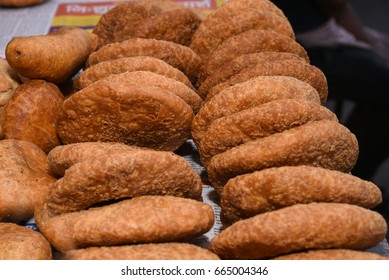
[207,120,359,193]
[273,249,389,260]
[6,27,97,83]
[36,196,214,252]
[221,166,382,225]
[44,150,202,216]
[57,73,194,151]
[191,76,320,146]
[48,142,145,177]
[73,56,195,91]
[199,99,338,167]
[0,139,55,223]
[209,203,387,259]
[197,52,305,98]
[205,58,328,104]
[3,80,64,153]
[63,243,220,260]
[0,223,52,260]
[190,8,294,63]
[86,38,201,83]
[201,29,309,79]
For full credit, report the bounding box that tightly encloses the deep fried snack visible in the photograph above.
[201,29,309,79]
[221,166,382,225]
[190,9,294,63]
[63,243,220,260]
[73,56,195,91]
[209,203,387,259]
[135,8,201,46]
[272,249,389,260]
[0,223,52,260]
[191,76,320,145]
[197,52,305,98]
[0,139,55,223]
[44,150,202,216]
[57,73,194,151]
[48,142,145,177]
[92,1,162,48]
[199,99,338,167]
[0,0,45,7]
[6,27,98,83]
[3,80,64,153]
[36,196,214,252]
[207,120,359,193]
[205,58,328,104]
[86,38,202,83]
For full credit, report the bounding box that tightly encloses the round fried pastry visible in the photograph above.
[63,243,220,260]
[209,203,387,259]
[57,74,194,151]
[221,166,382,225]
[273,249,389,260]
[86,38,201,83]
[36,196,214,252]
[199,99,338,167]
[191,76,321,145]
[44,150,202,216]
[0,223,52,260]
[73,56,195,91]
[207,120,359,193]
[202,29,309,79]
[3,80,64,153]
[205,58,328,104]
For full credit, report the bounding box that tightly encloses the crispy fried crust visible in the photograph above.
[202,30,309,79]
[3,80,64,153]
[221,166,382,225]
[207,120,359,193]
[209,203,387,259]
[205,59,328,104]
[0,223,52,260]
[73,56,195,91]
[63,243,220,260]
[57,73,194,151]
[191,76,320,146]
[0,0,45,7]
[48,142,145,177]
[36,196,214,252]
[198,52,305,98]
[273,249,389,260]
[44,150,203,216]
[199,99,338,167]
[86,38,201,83]
[0,139,55,223]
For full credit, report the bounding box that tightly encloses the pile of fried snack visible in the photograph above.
[0,0,388,260]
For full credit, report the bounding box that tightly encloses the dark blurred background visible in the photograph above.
[350,0,389,33]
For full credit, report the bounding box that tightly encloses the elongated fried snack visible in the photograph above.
[6,27,98,83]
[0,0,45,7]
[201,29,309,79]
[199,99,338,167]
[3,80,64,153]
[73,56,195,91]
[36,196,214,252]
[0,139,55,223]
[191,76,320,145]
[207,120,359,193]
[0,223,52,260]
[86,38,201,83]
[44,150,202,216]
[57,73,194,151]
[220,166,382,225]
[48,142,145,177]
[63,243,220,260]
[205,58,328,104]
[209,203,387,259]
[273,249,389,260]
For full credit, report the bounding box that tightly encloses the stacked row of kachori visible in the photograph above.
[189,0,387,259]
